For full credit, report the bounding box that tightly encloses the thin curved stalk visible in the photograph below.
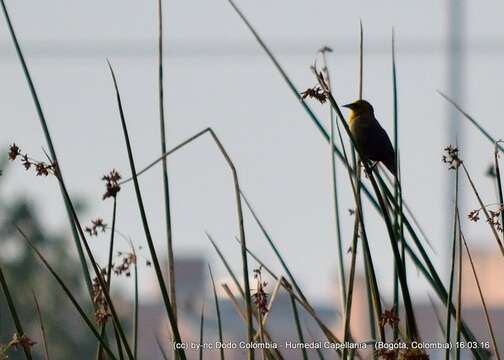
[32,292,50,360]
[107,62,183,360]
[115,122,253,358]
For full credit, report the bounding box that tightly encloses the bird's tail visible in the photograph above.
[384,156,397,177]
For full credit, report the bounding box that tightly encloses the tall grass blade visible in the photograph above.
[342,215,360,360]
[98,198,120,360]
[304,321,326,360]
[359,20,363,100]
[155,334,170,360]
[157,0,177,324]
[445,169,459,360]
[107,62,184,359]
[494,143,504,235]
[320,48,347,316]
[0,266,32,359]
[460,232,501,360]
[0,0,93,298]
[427,294,446,338]
[133,247,139,359]
[234,236,277,283]
[455,221,463,360]
[199,303,205,360]
[391,29,404,341]
[239,192,307,303]
[208,233,244,297]
[32,292,50,360]
[439,91,504,153]
[289,294,307,360]
[209,266,225,360]
[355,23,381,342]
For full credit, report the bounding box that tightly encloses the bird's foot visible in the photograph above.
[363,161,378,177]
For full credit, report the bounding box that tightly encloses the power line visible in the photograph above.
[0,37,503,59]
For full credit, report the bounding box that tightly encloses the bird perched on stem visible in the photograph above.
[343,99,396,176]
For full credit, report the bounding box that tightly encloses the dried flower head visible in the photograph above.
[399,348,429,360]
[488,207,504,231]
[442,145,462,169]
[21,154,31,170]
[85,218,108,237]
[252,267,269,317]
[102,169,121,200]
[94,307,111,326]
[468,204,504,231]
[114,251,137,277]
[92,268,110,325]
[318,46,333,54]
[468,209,481,222]
[10,333,36,351]
[8,144,21,160]
[301,86,327,104]
[486,164,497,178]
[377,348,399,360]
[8,144,58,177]
[380,306,400,329]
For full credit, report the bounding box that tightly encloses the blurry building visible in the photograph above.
[347,249,504,359]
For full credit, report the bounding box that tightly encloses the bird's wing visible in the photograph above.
[373,121,396,174]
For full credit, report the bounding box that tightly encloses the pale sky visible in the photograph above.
[1,0,504,305]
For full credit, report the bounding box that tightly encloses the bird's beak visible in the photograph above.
[342,103,354,109]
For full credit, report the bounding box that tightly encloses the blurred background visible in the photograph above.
[1,0,503,358]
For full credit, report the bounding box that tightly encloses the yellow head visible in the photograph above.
[342,99,374,117]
